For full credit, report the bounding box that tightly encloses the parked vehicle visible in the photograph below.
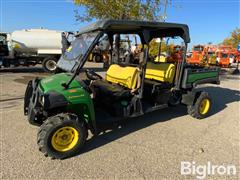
[216,46,236,67]
[0,32,9,57]
[187,45,206,65]
[0,29,74,72]
[205,45,217,65]
[235,52,240,63]
[88,35,110,63]
[24,20,220,159]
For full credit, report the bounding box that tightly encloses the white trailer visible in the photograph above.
[0,29,73,72]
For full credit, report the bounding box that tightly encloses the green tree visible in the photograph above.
[148,39,177,57]
[222,28,240,48]
[74,0,170,22]
[149,39,166,56]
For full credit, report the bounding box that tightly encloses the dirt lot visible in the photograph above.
[0,64,239,179]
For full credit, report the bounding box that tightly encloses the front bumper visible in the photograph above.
[24,78,43,126]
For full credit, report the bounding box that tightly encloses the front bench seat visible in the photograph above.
[106,64,139,89]
[92,64,140,100]
[91,80,132,100]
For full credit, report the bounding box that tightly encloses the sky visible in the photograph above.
[0,0,239,48]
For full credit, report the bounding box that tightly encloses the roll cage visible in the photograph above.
[63,20,190,91]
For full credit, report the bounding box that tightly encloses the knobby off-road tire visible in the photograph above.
[187,92,211,119]
[37,113,87,159]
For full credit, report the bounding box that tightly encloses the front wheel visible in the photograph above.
[187,92,211,119]
[37,114,87,159]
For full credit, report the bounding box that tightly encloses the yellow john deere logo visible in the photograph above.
[68,94,84,99]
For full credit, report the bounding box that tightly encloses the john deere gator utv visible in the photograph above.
[24,20,220,159]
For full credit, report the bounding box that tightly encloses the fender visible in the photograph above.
[181,90,202,106]
[43,90,97,134]
[43,90,68,110]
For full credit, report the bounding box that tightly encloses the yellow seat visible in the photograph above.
[154,55,167,63]
[145,62,176,83]
[106,64,139,90]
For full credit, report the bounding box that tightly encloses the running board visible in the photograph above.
[144,104,168,114]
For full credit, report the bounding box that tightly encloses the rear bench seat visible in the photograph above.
[105,63,175,88]
[145,62,176,83]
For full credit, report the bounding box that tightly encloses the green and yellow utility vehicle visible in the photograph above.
[24,20,220,159]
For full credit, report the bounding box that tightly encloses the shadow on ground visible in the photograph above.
[80,106,186,157]
[198,86,240,116]
[0,67,46,73]
[72,86,240,158]
[13,75,45,84]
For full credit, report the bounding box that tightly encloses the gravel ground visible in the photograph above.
[0,64,239,179]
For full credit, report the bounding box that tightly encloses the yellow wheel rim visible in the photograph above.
[199,99,210,115]
[51,126,79,152]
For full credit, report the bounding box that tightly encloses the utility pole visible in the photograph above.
[157,0,168,59]
[163,0,168,22]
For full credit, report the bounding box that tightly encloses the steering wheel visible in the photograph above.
[85,69,102,80]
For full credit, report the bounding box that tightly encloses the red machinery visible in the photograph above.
[167,45,183,63]
[235,52,240,63]
[216,46,236,67]
[187,44,239,67]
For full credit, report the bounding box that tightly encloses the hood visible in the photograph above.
[40,73,82,93]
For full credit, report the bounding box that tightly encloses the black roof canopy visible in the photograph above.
[78,19,190,43]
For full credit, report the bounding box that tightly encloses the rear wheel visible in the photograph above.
[187,92,211,119]
[42,57,58,73]
[37,113,87,159]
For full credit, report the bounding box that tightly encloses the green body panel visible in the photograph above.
[39,73,96,129]
[187,72,218,83]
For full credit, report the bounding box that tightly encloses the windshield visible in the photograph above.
[208,52,215,56]
[194,46,204,52]
[221,53,228,58]
[57,31,99,72]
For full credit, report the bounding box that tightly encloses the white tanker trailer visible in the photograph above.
[0,29,73,72]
